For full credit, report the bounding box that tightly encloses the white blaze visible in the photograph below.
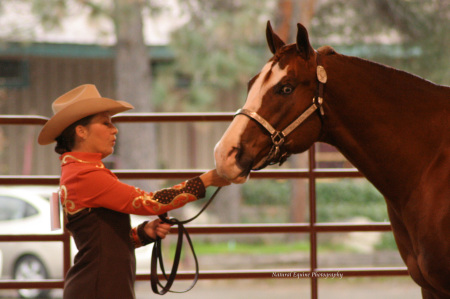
[214,62,288,183]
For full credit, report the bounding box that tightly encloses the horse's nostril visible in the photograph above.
[228,146,242,159]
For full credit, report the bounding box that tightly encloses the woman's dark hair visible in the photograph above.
[54,114,96,155]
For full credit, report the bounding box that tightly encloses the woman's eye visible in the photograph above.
[281,85,293,94]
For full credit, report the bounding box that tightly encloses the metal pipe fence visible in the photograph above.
[0,114,409,299]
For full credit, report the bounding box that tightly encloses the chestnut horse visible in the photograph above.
[214,22,449,298]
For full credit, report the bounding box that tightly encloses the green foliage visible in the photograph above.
[191,240,310,255]
[316,180,388,222]
[154,0,449,113]
[30,0,68,29]
[317,179,382,205]
[154,0,272,111]
[375,232,399,250]
[242,179,291,205]
[241,179,388,222]
[178,236,394,255]
[311,0,449,85]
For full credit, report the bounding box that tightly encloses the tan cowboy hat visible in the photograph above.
[38,84,134,145]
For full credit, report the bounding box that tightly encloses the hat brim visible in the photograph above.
[38,97,134,145]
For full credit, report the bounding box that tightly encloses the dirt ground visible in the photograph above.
[134,277,422,299]
[0,277,422,299]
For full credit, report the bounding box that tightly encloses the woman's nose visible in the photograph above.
[112,124,118,134]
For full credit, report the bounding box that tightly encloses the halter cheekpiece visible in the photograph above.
[235,52,326,170]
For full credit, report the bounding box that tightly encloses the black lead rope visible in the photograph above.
[150,187,222,295]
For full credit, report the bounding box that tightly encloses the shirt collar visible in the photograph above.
[60,152,104,167]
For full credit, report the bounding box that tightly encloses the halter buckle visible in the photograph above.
[314,96,325,116]
[271,131,285,146]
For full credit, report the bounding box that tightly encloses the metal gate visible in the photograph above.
[0,113,409,299]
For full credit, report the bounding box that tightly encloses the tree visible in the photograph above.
[154,0,272,112]
[112,0,158,190]
[311,0,449,85]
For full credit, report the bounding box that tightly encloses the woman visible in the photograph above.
[38,84,230,299]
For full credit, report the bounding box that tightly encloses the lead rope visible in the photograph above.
[150,187,222,295]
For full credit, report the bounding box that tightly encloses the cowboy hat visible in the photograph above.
[38,84,134,145]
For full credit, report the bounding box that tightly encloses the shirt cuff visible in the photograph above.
[130,221,156,248]
[185,176,206,199]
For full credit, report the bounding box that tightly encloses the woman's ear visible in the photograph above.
[75,125,87,141]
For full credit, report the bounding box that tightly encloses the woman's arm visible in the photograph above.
[199,169,231,188]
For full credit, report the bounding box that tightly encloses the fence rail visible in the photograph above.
[0,114,408,299]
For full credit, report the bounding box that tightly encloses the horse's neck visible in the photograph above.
[320,54,449,206]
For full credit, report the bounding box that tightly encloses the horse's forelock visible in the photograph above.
[271,45,303,71]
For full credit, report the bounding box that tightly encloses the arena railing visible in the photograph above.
[0,113,409,299]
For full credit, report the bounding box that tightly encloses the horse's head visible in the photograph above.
[214,21,325,183]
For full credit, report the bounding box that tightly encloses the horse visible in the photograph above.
[214,21,450,298]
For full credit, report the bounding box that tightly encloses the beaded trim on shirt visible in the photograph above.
[60,155,103,214]
[131,179,202,213]
[60,184,87,215]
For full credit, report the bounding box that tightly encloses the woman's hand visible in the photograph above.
[200,169,231,188]
[144,219,172,240]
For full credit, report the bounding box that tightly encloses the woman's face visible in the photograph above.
[75,112,118,158]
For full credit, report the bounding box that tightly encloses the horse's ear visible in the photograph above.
[296,23,314,60]
[266,21,285,54]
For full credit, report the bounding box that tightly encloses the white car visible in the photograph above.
[0,186,154,298]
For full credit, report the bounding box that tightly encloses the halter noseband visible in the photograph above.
[234,53,327,170]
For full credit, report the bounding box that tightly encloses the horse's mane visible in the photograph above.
[317,45,449,99]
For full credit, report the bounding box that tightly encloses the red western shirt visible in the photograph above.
[59,152,205,216]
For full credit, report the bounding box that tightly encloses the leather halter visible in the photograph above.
[235,53,326,170]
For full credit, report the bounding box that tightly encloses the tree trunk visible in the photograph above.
[275,0,317,225]
[113,0,158,190]
[275,0,317,43]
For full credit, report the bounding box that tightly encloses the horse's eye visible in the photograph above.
[281,85,293,94]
